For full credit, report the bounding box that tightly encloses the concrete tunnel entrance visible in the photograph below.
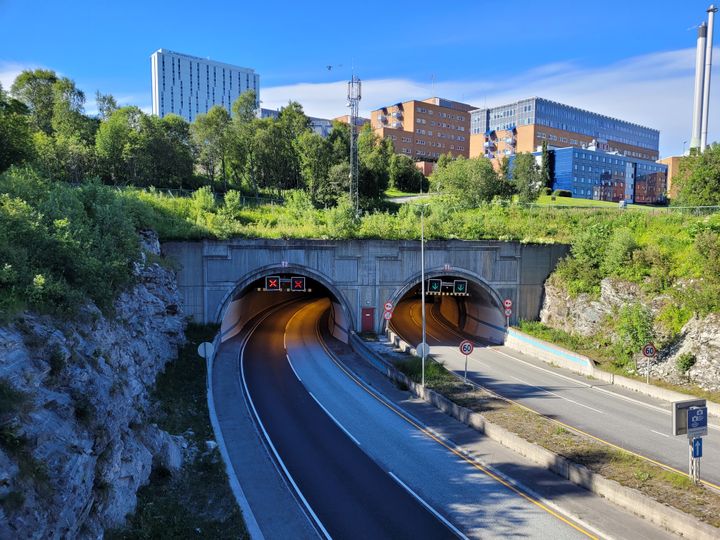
[387,273,507,345]
[217,267,354,344]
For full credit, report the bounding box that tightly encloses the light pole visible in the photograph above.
[420,204,427,387]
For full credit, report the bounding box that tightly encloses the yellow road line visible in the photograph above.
[309,308,597,540]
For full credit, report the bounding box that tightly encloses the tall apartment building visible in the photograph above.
[151,49,259,122]
[469,97,660,163]
[371,97,476,160]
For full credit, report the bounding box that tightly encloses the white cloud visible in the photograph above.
[262,47,720,157]
[0,61,43,91]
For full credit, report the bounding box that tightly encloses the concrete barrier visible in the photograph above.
[351,333,719,540]
[504,328,720,418]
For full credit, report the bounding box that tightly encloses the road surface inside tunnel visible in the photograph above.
[241,298,458,540]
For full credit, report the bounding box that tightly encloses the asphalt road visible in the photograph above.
[241,299,458,540]
[282,299,593,539]
[389,297,720,488]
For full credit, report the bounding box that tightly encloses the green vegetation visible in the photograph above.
[107,325,246,540]
[676,353,697,374]
[674,144,720,206]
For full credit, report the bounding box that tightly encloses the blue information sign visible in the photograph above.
[692,438,703,458]
[688,406,708,437]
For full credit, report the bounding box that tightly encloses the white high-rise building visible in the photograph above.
[151,49,259,122]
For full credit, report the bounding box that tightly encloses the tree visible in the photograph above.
[96,91,118,121]
[296,131,332,204]
[0,85,34,173]
[11,69,59,134]
[513,152,542,203]
[328,120,350,165]
[389,154,426,193]
[498,156,511,181]
[674,144,720,206]
[95,106,141,183]
[431,156,513,207]
[358,126,392,201]
[540,140,553,189]
[231,90,257,124]
[191,105,231,186]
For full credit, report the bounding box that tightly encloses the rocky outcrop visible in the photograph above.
[540,276,720,391]
[652,313,720,391]
[540,277,644,336]
[0,231,185,539]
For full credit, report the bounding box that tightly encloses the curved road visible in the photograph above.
[241,298,596,539]
[241,299,457,539]
[389,297,720,488]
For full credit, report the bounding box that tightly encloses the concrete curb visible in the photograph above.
[206,334,265,540]
[351,332,719,540]
[505,328,720,418]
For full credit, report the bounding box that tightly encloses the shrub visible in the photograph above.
[541,187,552,196]
[553,189,572,198]
[676,353,697,374]
[613,304,655,367]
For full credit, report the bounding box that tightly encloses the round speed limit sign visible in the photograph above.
[503,298,513,309]
[459,340,474,356]
[642,343,657,358]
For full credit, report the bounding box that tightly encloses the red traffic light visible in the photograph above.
[291,276,306,292]
[265,276,281,291]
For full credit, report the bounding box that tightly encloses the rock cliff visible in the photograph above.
[0,231,185,539]
[540,276,720,392]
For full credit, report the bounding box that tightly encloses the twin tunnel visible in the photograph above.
[219,265,509,347]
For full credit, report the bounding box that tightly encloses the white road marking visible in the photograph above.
[650,429,670,438]
[388,471,469,540]
[308,391,362,447]
[287,354,302,382]
[499,373,605,414]
[240,336,332,540]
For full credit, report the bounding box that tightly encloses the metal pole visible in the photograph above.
[421,206,427,388]
[464,353,468,384]
[647,357,650,385]
[701,5,718,152]
[691,23,708,151]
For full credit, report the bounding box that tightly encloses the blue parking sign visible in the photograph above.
[687,406,708,437]
[692,438,703,458]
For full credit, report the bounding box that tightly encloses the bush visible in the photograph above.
[613,304,654,367]
[552,189,572,198]
[541,187,552,196]
[676,353,697,374]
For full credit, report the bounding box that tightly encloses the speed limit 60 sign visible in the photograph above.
[642,343,657,358]
[459,340,474,355]
[503,298,513,309]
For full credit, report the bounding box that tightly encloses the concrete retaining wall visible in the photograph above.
[350,333,719,540]
[505,328,720,417]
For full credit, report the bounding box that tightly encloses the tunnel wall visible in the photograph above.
[328,300,349,343]
[463,301,506,344]
[437,296,460,327]
[220,290,294,342]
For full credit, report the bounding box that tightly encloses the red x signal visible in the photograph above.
[291,277,306,292]
[265,276,281,291]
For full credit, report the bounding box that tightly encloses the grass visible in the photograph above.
[394,355,720,528]
[384,187,421,198]
[107,324,247,540]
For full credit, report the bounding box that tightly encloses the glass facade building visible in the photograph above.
[471,97,660,155]
[548,147,667,204]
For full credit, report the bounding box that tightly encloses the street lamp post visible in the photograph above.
[420,205,427,387]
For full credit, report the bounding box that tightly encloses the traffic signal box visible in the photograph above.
[290,276,306,292]
[453,280,467,295]
[428,279,442,294]
[265,276,281,291]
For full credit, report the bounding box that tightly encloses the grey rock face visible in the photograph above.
[0,232,186,539]
[540,276,720,391]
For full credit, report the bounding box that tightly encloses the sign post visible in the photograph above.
[459,340,474,384]
[673,399,708,484]
[642,342,657,385]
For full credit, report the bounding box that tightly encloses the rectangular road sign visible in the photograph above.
[692,438,703,458]
[672,398,706,436]
[688,406,708,438]
[265,275,281,291]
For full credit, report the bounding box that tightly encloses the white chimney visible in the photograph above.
[691,22,708,151]
[701,5,718,152]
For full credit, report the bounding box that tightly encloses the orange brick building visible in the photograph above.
[370,97,476,161]
[657,155,684,198]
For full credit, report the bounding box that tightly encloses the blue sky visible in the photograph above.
[1,0,718,156]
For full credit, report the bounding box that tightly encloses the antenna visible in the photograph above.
[348,73,362,214]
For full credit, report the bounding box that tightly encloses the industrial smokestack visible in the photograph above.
[701,5,718,152]
[691,22,708,151]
